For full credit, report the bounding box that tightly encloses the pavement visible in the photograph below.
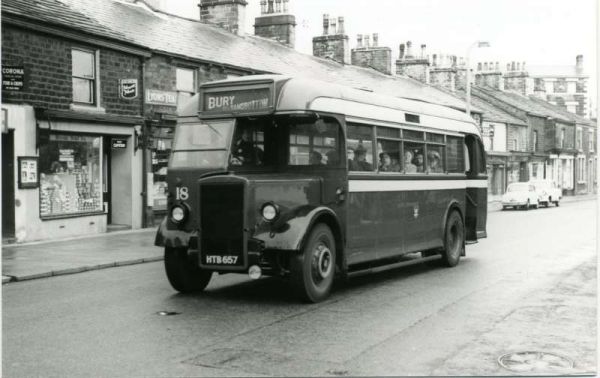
[2,193,597,284]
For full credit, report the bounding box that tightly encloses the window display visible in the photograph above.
[39,134,102,217]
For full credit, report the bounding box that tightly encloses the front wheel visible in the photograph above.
[441,211,464,267]
[290,224,336,303]
[164,247,212,293]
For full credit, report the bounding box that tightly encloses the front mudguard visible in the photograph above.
[154,217,197,249]
[253,206,339,251]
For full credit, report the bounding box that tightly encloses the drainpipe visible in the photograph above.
[141,58,149,228]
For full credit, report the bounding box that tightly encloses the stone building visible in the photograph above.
[312,14,351,65]
[351,33,392,75]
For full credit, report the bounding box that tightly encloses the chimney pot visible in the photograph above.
[399,44,405,60]
[406,41,413,58]
[478,62,482,71]
[364,34,370,48]
[267,0,274,13]
[373,33,379,47]
[275,0,281,13]
[432,53,437,67]
[420,44,426,59]
[576,55,584,73]
[283,0,289,13]
[495,62,499,71]
[330,17,337,34]
[357,34,363,48]
[522,61,526,71]
[338,17,345,34]
[323,14,329,35]
[260,0,267,14]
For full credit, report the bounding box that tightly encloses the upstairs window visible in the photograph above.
[554,78,567,93]
[176,67,196,111]
[72,49,96,104]
[533,130,538,151]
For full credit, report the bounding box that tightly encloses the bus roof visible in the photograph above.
[197,75,481,136]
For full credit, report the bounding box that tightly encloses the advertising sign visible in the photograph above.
[145,89,177,106]
[18,156,39,189]
[119,79,138,99]
[2,65,25,91]
[111,138,127,149]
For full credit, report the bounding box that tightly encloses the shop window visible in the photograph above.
[39,134,103,217]
[347,124,375,171]
[72,49,97,104]
[176,67,196,112]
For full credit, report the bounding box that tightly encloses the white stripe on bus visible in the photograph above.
[348,179,487,192]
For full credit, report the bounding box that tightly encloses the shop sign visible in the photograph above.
[119,79,138,99]
[202,87,271,113]
[18,156,39,189]
[2,65,25,91]
[145,89,177,106]
[112,138,127,149]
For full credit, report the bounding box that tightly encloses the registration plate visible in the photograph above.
[204,255,239,265]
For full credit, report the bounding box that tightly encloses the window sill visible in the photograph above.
[70,103,106,114]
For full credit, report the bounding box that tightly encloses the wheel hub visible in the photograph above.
[312,244,332,279]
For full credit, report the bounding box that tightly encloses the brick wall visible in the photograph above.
[396,60,429,83]
[312,35,350,65]
[503,72,528,95]
[555,121,575,150]
[1,26,143,116]
[351,47,392,75]
[200,0,247,36]
[254,14,295,48]
[507,125,528,152]
[528,115,546,153]
[429,68,455,91]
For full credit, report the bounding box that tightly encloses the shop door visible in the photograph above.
[2,130,15,238]
[103,137,112,224]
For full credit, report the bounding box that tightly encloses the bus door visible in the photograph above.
[464,134,488,240]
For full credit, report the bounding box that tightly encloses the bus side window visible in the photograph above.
[446,136,465,173]
[347,124,375,172]
[464,144,471,173]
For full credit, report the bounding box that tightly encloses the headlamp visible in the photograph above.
[170,205,187,223]
[261,202,279,222]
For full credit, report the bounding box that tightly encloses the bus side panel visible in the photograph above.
[346,191,379,264]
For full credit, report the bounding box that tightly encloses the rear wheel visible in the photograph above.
[441,211,464,267]
[290,224,336,303]
[164,247,212,293]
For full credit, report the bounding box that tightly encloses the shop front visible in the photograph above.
[4,104,144,243]
[548,153,575,196]
[486,152,509,200]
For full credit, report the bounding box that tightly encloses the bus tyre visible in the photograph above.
[291,224,336,303]
[441,211,464,267]
[164,247,212,293]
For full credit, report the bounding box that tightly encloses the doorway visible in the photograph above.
[102,137,112,225]
[2,130,15,239]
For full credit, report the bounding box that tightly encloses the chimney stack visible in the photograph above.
[254,0,296,47]
[313,13,350,64]
[200,0,248,36]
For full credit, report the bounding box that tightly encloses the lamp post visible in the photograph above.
[465,41,490,119]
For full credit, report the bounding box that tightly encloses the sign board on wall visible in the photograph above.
[119,79,138,99]
[145,89,177,106]
[18,156,39,189]
[111,138,127,149]
[2,65,25,91]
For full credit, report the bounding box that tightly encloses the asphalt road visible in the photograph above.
[2,200,597,377]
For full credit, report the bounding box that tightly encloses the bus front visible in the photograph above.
[155,76,346,302]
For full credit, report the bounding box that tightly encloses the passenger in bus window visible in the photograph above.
[427,150,443,173]
[379,152,399,172]
[404,150,417,173]
[231,128,263,165]
[353,144,373,171]
[309,150,323,165]
[326,149,339,166]
[414,153,424,172]
[347,148,357,170]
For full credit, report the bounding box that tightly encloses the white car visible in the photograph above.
[528,179,561,207]
[501,183,539,210]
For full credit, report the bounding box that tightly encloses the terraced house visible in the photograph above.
[2,0,475,243]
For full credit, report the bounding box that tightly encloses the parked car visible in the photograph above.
[528,179,561,207]
[501,183,539,210]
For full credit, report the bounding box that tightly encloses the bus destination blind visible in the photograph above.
[203,87,271,113]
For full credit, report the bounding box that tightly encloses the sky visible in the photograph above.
[167,0,598,111]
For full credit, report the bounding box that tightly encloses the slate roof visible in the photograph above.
[526,95,594,127]
[1,0,137,45]
[435,87,526,126]
[12,0,471,111]
[473,86,578,123]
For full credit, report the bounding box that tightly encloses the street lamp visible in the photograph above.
[465,41,490,119]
